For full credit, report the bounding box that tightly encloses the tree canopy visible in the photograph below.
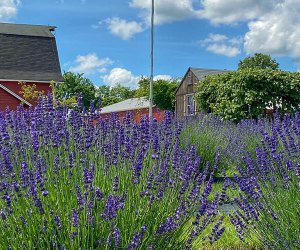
[52,72,178,112]
[97,84,135,107]
[238,53,279,70]
[135,77,178,111]
[53,72,98,109]
[195,68,300,121]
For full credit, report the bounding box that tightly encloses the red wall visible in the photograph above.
[0,81,52,112]
[100,107,165,123]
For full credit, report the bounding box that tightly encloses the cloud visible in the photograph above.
[130,0,202,25]
[128,0,283,26]
[0,0,20,21]
[153,75,172,81]
[200,33,242,57]
[69,53,113,75]
[199,0,283,25]
[102,68,141,88]
[244,0,300,61]
[206,44,240,57]
[106,17,144,40]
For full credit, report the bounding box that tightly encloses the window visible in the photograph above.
[186,94,196,116]
[187,72,193,85]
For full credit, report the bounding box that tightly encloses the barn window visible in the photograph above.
[187,72,193,85]
[186,94,196,116]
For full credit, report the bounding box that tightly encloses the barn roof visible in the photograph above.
[101,97,150,114]
[0,23,63,82]
[175,67,228,94]
[189,67,228,80]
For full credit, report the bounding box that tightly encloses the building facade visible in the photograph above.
[175,67,227,118]
[100,97,165,123]
[0,23,63,112]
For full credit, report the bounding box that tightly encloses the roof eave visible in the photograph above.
[0,78,63,83]
[175,67,191,95]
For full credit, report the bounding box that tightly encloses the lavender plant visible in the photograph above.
[232,113,300,249]
[0,96,224,249]
[180,114,265,175]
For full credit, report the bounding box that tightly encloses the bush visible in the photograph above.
[195,69,300,122]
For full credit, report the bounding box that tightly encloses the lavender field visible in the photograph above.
[0,96,299,250]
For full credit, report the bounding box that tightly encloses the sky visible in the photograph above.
[1,0,300,88]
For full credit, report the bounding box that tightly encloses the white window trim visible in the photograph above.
[185,93,196,116]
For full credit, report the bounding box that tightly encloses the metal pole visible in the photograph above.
[149,0,154,120]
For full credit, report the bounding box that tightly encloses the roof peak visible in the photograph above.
[189,67,227,71]
[0,22,56,37]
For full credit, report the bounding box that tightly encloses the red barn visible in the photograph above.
[100,97,165,123]
[0,23,63,112]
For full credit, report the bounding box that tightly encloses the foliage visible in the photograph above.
[233,113,300,249]
[53,72,98,109]
[238,53,280,70]
[18,82,45,103]
[97,84,135,107]
[135,77,178,111]
[0,98,226,249]
[195,68,300,121]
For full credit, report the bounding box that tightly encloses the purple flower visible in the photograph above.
[127,225,147,250]
[95,187,103,200]
[113,176,119,192]
[71,209,80,227]
[101,194,124,221]
[54,214,62,230]
[114,227,121,248]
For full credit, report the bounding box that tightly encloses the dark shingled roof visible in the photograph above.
[0,23,63,82]
[189,67,228,80]
[175,67,228,94]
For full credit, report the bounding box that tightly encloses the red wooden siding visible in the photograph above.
[0,81,52,112]
[100,107,165,123]
[0,87,28,111]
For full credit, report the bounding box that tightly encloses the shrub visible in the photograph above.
[195,69,300,122]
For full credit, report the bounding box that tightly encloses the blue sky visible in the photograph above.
[1,0,300,88]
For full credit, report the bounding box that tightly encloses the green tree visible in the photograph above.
[135,77,178,111]
[195,69,300,121]
[238,53,279,70]
[53,72,98,109]
[96,84,135,107]
[110,84,136,100]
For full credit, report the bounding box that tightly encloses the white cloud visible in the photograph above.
[130,0,202,25]
[128,0,283,26]
[202,33,228,43]
[106,17,144,40]
[153,75,172,81]
[69,53,113,75]
[199,0,283,25]
[200,33,242,57]
[244,0,300,61]
[0,0,20,21]
[206,44,240,57]
[102,68,141,88]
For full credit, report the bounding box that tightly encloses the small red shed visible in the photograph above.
[0,23,63,112]
[100,97,165,123]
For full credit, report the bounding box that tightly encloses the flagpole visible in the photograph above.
[149,0,154,120]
